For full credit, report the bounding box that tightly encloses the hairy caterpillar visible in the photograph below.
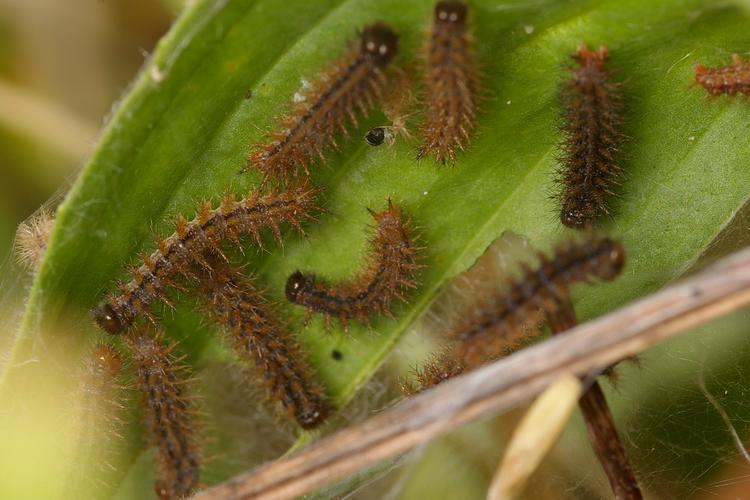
[694,54,750,96]
[558,44,624,228]
[197,255,330,429]
[418,1,480,163]
[409,233,625,391]
[65,344,125,498]
[285,200,421,331]
[248,22,398,184]
[14,208,54,271]
[93,184,319,335]
[402,350,464,395]
[126,331,201,500]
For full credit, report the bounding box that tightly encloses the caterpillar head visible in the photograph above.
[361,22,398,67]
[435,1,468,27]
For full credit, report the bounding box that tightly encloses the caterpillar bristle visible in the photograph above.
[14,208,55,271]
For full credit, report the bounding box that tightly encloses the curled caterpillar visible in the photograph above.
[695,54,750,96]
[418,1,480,163]
[248,22,398,184]
[126,331,201,500]
[93,184,319,335]
[285,200,421,331]
[408,233,624,392]
[197,256,330,429]
[558,44,624,228]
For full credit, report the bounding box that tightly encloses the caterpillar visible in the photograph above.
[126,331,201,500]
[409,233,624,391]
[66,344,125,498]
[88,343,124,376]
[558,44,624,229]
[418,0,480,164]
[248,22,399,185]
[14,208,54,271]
[197,255,330,429]
[695,54,750,96]
[401,350,464,395]
[93,184,319,335]
[285,200,421,331]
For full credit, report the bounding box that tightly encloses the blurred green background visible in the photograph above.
[0,0,180,267]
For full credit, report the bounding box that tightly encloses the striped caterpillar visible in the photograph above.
[418,1,480,164]
[248,22,398,185]
[197,255,330,429]
[93,184,319,335]
[285,200,421,331]
[411,233,625,390]
[557,44,624,228]
[695,54,750,96]
[126,331,201,500]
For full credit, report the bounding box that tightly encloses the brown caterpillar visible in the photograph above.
[285,200,421,331]
[66,344,126,498]
[126,331,201,500]
[401,350,464,395]
[418,1,480,164]
[93,184,319,335]
[89,343,124,375]
[248,22,398,185]
[197,255,330,429]
[409,233,625,391]
[558,44,624,228]
[695,54,750,96]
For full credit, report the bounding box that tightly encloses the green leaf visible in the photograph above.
[3,0,750,497]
